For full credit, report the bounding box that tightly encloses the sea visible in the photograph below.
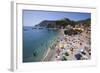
[23,26,59,62]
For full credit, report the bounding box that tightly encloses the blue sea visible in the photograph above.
[23,26,59,62]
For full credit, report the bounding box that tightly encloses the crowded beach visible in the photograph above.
[42,24,91,61]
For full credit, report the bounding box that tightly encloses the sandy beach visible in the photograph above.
[42,26,91,61]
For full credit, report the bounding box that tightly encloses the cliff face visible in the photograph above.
[38,20,56,28]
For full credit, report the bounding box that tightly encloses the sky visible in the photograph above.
[23,10,91,26]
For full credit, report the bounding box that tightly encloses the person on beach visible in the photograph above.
[70,48,74,54]
[56,48,60,56]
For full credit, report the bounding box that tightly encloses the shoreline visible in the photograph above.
[41,47,51,61]
[41,31,61,61]
[42,38,60,61]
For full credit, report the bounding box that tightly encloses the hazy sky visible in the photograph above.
[23,10,91,26]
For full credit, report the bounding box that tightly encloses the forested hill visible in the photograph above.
[35,18,91,28]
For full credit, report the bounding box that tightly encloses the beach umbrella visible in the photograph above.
[75,53,82,60]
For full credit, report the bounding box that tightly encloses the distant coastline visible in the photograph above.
[34,18,90,29]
